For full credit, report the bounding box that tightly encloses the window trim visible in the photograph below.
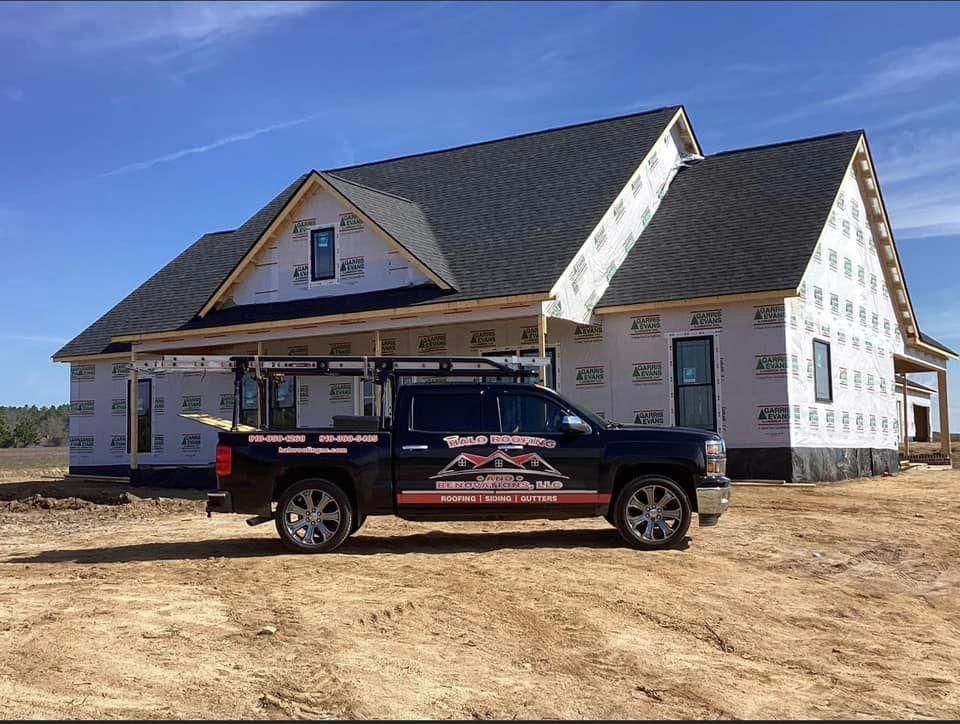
[813,338,833,403]
[309,226,337,283]
[672,335,717,432]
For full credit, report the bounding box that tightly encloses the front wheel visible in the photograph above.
[612,475,691,550]
[275,479,353,553]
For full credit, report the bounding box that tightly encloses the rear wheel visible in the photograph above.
[275,479,352,553]
[613,475,691,550]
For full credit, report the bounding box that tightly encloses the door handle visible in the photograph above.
[497,445,523,451]
[401,444,429,451]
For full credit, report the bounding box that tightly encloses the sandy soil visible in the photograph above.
[0,470,958,719]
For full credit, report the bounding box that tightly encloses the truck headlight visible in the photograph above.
[705,439,726,477]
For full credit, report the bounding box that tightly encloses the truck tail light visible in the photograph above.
[215,445,232,478]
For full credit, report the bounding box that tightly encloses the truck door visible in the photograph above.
[395,386,603,516]
[489,389,603,512]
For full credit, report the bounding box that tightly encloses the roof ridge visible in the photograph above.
[708,129,864,159]
[327,105,681,172]
[321,171,416,203]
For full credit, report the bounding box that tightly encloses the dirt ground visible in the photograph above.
[0,470,958,720]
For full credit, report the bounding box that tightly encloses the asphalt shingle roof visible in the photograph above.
[597,131,863,309]
[55,108,679,358]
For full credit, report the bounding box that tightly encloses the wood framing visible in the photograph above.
[937,369,951,456]
[112,293,552,345]
[595,288,797,315]
[199,171,451,318]
[129,349,138,471]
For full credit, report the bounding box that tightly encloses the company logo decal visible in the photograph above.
[690,309,722,330]
[292,218,317,238]
[443,434,557,449]
[418,333,447,354]
[292,263,309,285]
[469,329,496,349]
[329,342,352,356]
[574,323,603,343]
[752,304,785,328]
[633,409,665,425]
[71,364,96,381]
[631,361,663,384]
[339,212,364,233]
[181,395,202,412]
[219,394,235,411]
[339,256,365,278]
[70,435,95,452]
[754,354,787,376]
[111,398,127,416]
[181,433,202,452]
[520,326,538,345]
[629,314,662,337]
[575,365,605,387]
[380,338,397,355]
[110,435,127,454]
[757,405,790,427]
[111,362,130,379]
[70,400,95,416]
[329,382,352,402]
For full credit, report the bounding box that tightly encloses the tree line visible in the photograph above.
[0,405,69,448]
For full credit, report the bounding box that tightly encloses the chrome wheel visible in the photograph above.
[625,484,683,543]
[282,488,342,547]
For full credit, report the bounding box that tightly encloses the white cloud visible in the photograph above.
[96,112,322,178]
[0,334,67,345]
[2,2,329,64]
[831,35,960,104]
[869,99,960,132]
[875,129,960,184]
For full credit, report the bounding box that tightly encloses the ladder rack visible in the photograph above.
[129,354,548,380]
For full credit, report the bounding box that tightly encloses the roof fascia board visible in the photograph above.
[855,134,920,339]
[113,292,553,345]
[52,352,131,364]
[199,173,316,318]
[132,303,544,354]
[199,171,451,318]
[595,288,797,315]
[914,339,958,361]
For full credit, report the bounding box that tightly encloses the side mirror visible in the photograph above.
[560,415,592,434]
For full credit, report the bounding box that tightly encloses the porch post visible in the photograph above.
[537,313,547,385]
[902,376,910,458]
[938,369,951,457]
[130,350,139,471]
[373,330,382,416]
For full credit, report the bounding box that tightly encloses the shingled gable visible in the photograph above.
[54,106,681,359]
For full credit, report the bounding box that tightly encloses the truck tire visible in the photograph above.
[351,513,367,535]
[275,479,353,553]
[612,475,691,550]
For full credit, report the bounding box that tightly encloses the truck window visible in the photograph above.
[410,392,482,432]
[497,394,566,433]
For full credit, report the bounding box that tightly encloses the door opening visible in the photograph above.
[672,336,717,431]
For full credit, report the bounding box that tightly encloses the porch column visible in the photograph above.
[373,330,382,416]
[938,369,951,457]
[130,350,139,471]
[902,377,909,458]
[537,313,547,385]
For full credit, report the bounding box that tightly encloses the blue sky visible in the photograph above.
[1,1,959,427]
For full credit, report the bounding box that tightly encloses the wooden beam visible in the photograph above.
[113,293,551,344]
[595,288,796,315]
[938,369,951,457]
[537,313,547,385]
[902,376,910,458]
[129,350,138,471]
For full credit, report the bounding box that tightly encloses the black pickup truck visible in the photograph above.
[205,357,730,553]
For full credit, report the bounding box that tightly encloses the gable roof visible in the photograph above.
[320,172,455,288]
[918,331,958,358]
[55,107,682,359]
[597,130,863,309]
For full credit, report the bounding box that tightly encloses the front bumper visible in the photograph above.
[696,478,731,526]
[206,490,234,516]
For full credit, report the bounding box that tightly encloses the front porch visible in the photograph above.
[894,345,953,464]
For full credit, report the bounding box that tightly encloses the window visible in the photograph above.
[270,376,297,430]
[497,394,567,434]
[362,380,376,417]
[310,227,336,282]
[411,391,482,432]
[127,379,151,453]
[240,375,260,428]
[813,340,832,402]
